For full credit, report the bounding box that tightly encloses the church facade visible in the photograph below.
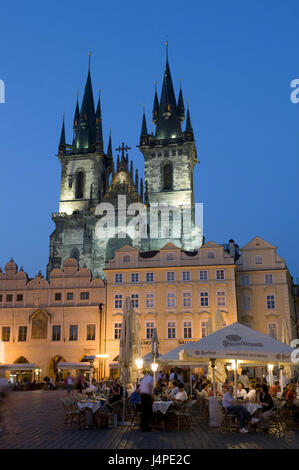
[47,48,202,280]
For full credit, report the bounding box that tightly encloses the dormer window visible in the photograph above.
[166,252,174,261]
[208,251,215,259]
[123,255,130,263]
[255,256,263,264]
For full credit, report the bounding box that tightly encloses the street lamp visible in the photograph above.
[151,361,158,391]
[268,363,274,387]
[96,354,109,380]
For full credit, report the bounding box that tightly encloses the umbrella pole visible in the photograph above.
[212,368,216,397]
[119,384,130,426]
[234,360,237,398]
[189,367,192,396]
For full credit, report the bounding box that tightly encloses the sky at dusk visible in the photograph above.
[0,0,298,279]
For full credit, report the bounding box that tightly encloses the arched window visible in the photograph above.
[75,171,84,199]
[163,163,172,190]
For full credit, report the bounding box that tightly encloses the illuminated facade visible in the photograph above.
[236,236,299,343]
[103,241,239,376]
[0,258,105,379]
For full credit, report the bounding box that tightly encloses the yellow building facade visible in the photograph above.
[0,258,105,380]
[236,236,298,344]
[103,241,239,376]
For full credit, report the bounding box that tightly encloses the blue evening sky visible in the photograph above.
[0,0,298,279]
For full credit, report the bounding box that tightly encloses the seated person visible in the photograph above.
[198,383,210,398]
[258,384,274,431]
[129,385,142,411]
[173,383,188,402]
[286,383,295,402]
[222,385,259,433]
[166,380,179,398]
[236,382,247,400]
[245,384,256,402]
[107,386,122,405]
[269,381,280,397]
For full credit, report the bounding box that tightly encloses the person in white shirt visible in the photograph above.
[222,386,259,433]
[246,385,256,402]
[173,384,188,402]
[140,372,154,431]
[237,382,247,400]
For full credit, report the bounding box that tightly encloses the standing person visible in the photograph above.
[140,371,154,432]
[64,373,74,395]
[76,374,84,393]
[238,370,250,393]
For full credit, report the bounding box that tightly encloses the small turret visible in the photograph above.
[177,81,185,122]
[152,82,159,124]
[58,115,66,155]
[95,90,103,151]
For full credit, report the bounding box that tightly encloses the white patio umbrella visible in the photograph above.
[119,297,140,424]
[281,319,291,389]
[207,317,213,336]
[214,308,224,332]
[208,309,226,395]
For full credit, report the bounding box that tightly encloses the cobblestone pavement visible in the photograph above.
[0,391,298,449]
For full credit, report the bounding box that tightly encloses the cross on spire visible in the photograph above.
[115,142,131,158]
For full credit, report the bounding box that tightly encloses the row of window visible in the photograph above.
[114,291,227,309]
[113,320,224,340]
[241,274,274,286]
[150,149,184,158]
[1,324,96,342]
[114,270,226,284]
[242,295,276,310]
[0,292,90,303]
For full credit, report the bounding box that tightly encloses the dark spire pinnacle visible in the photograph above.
[107,128,113,159]
[58,114,66,155]
[140,109,148,137]
[130,160,133,179]
[95,89,103,150]
[154,44,182,140]
[185,103,194,138]
[177,80,185,122]
[152,82,159,124]
[75,54,96,150]
[135,168,139,188]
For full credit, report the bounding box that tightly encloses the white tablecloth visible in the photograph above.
[153,401,173,415]
[77,401,102,414]
[240,403,262,415]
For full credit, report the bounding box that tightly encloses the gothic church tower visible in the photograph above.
[139,45,203,251]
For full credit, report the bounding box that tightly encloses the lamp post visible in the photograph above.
[151,361,158,392]
[210,358,216,397]
[96,354,109,381]
[268,363,274,387]
[135,358,143,385]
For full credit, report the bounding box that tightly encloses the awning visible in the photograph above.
[0,363,36,370]
[159,322,296,365]
[57,362,93,370]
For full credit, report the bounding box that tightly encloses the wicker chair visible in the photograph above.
[101,400,122,427]
[220,405,240,432]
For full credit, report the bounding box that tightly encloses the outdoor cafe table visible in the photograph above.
[240,402,263,415]
[153,401,173,415]
[77,400,104,427]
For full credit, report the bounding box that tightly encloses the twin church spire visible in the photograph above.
[140,43,194,144]
[58,56,111,157]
